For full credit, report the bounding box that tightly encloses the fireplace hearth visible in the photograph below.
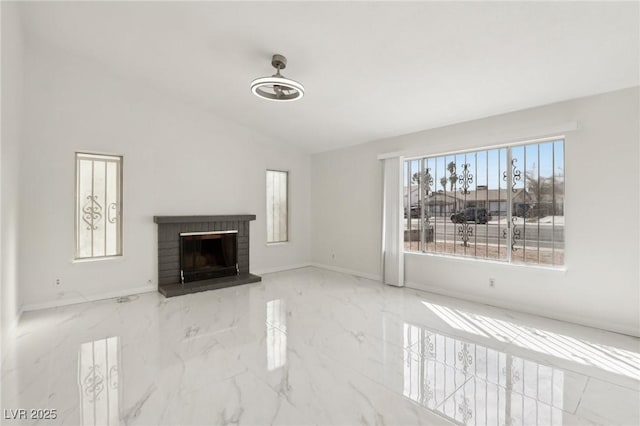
[154,215,261,297]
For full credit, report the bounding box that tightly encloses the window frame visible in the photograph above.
[403,136,565,267]
[74,151,124,260]
[265,169,289,244]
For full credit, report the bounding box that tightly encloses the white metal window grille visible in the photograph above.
[75,153,123,259]
[404,138,564,266]
[266,170,288,243]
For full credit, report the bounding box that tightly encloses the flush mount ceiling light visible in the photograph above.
[250,54,304,102]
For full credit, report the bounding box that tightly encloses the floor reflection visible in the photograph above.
[422,301,640,380]
[78,336,120,426]
[404,324,568,425]
[5,268,638,425]
[266,299,287,371]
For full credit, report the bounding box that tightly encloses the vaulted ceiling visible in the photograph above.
[18,1,640,152]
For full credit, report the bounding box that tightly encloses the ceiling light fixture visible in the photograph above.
[250,54,304,102]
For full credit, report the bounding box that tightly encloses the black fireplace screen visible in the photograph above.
[179,231,238,283]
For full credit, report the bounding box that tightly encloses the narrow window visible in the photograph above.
[266,170,288,243]
[75,153,123,259]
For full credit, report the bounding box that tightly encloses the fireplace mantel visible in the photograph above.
[153,215,256,224]
[154,214,260,297]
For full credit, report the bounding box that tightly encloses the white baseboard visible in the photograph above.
[311,263,382,282]
[21,285,157,313]
[252,263,312,276]
[405,281,640,338]
[5,306,25,332]
[15,305,24,327]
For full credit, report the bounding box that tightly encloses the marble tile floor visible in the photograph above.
[1,266,639,425]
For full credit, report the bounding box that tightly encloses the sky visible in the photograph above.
[404,139,564,192]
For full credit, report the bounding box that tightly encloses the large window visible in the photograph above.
[266,170,288,243]
[75,153,123,259]
[404,138,564,266]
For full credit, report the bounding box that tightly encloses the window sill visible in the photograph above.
[404,250,567,272]
[72,255,124,264]
[266,242,289,247]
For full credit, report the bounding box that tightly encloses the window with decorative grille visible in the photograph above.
[75,152,123,259]
[404,138,564,266]
[266,170,288,243]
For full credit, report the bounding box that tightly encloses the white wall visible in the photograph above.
[19,44,311,309]
[1,1,24,351]
[312,87,640,336]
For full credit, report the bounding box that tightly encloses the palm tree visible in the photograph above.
[411,172,421,185]
[447,161,457,191]
[440,176,448,192]
[412,170,434,196]
[410,169,435,230]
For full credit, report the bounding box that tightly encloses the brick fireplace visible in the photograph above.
[153,215,261,297]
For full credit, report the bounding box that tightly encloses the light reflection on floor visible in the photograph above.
[78,336,120,426]
[403,322,572,425]
[422,301,640,381]
[266,299,287,371]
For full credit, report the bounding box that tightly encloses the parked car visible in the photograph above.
[450,208,491,224]
[404,206,422,218]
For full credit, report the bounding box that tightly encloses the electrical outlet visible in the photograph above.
[489,278,495,287]
[55,278,61,286]
[331,253,335,260]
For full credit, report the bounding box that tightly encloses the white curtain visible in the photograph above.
[381,156,404,287]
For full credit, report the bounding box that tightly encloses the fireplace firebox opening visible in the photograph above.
[179,230,238,283]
